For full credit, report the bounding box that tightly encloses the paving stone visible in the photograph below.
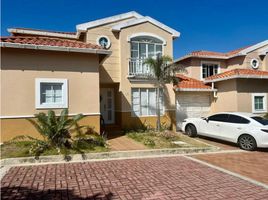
[1,156,268,199]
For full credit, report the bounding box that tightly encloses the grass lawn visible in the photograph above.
[127,130,209,149]
[0,141,108,159]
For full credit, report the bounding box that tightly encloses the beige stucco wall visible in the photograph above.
[1,48,101,141]
[85,18,136,83]
[211,79,268,114]
[178,45,268,81]
[1,48,100,115]
[181,58,227,80]
[119,21,175,112]
[210,79,238,113]
[236,79,268,113]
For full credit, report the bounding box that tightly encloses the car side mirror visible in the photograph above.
[203,117,209,122]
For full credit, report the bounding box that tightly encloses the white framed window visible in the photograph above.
[131,88,164,116]
[250,58,259,69]
[35,78,68,109]
[201,61,220,79]
[96,35,111,49]
[252,93,267,113]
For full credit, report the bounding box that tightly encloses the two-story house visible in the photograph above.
[174,40,268,129]
[1,11,180,141]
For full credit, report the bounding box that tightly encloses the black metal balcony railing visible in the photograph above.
[128,58,155,78]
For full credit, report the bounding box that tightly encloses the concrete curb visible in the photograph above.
[1,146,219,167]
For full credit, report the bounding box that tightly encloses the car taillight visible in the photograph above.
[261,129,268,133]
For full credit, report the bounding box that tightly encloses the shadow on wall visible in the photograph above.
[1,48,99,73]
[0,186,113,200]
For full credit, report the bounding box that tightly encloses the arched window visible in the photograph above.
[130,36,163,60]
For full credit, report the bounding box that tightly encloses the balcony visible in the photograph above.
[128,58,155,78]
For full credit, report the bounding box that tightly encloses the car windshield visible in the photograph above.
[251,116,268,125]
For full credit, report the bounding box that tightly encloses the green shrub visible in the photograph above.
[10,109,104,159]
[143,138,156,147]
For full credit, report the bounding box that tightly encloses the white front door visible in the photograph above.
[100,88,115,124]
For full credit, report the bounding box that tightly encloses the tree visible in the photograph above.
[143,55,183,132]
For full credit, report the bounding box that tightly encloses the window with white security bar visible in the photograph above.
[202,62,219,78]
[131,88,164,116]
[129,36,163,76]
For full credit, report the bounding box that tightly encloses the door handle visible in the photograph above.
[237,127,242,130]
[216,124,220,127]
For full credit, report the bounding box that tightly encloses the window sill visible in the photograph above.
[252,110,267,114]
[36,104,68,109]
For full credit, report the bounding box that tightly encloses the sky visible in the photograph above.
[1,0,268,58]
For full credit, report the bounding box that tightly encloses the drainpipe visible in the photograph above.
[212,82,218,98]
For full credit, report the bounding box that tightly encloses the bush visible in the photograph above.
[143,138,155,147]
[10,109,105,159]
[157,130,177,140]
[264,113,268,119]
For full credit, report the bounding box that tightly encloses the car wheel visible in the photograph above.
[238,135,257,151]
[185,124,197,137]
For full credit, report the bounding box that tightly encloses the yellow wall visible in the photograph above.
[1,115,100,142]
[118,111,176,130]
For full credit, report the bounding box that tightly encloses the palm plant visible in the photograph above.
[12,109,84,158]
[143,55,183,132]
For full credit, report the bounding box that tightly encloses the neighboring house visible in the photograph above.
[0,11,180,141]
[174,40,268,129]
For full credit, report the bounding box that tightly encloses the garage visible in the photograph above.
[176,93,211,130]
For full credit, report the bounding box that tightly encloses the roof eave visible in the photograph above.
[111,16,180,38]
[0,42,111,55]
[8,28,80,39]
[204,75,268,83]
[76,11,143,31]
[174,87,216,92]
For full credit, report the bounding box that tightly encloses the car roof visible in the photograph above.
[213,112,258,118]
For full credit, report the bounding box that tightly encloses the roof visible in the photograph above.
[0,36,111,54]
[112,16,180,38]
[8,28,78,39]
[76,11,143,31]
[204,69,268,83]
[174,40,268,62]
[174,74,215,92]
[77,11,180,38]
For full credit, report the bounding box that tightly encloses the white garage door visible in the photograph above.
[176,93,211,130]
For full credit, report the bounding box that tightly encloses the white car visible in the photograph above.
[182,112,268,151]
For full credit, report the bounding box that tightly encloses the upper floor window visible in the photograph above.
[129,36,164,77]
[201,62,219,79]
[130,36,163,60]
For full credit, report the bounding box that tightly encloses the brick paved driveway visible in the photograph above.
[1,156,268,200]
[192,151,268,185]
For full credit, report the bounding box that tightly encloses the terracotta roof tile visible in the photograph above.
[0,36,102,50]
[205,69,268,82]
[174,74,212,90]
[10,27,77,35]
[185,46,250,59]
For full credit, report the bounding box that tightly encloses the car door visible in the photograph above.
[218,114,250,142]
[200,114,229,139]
